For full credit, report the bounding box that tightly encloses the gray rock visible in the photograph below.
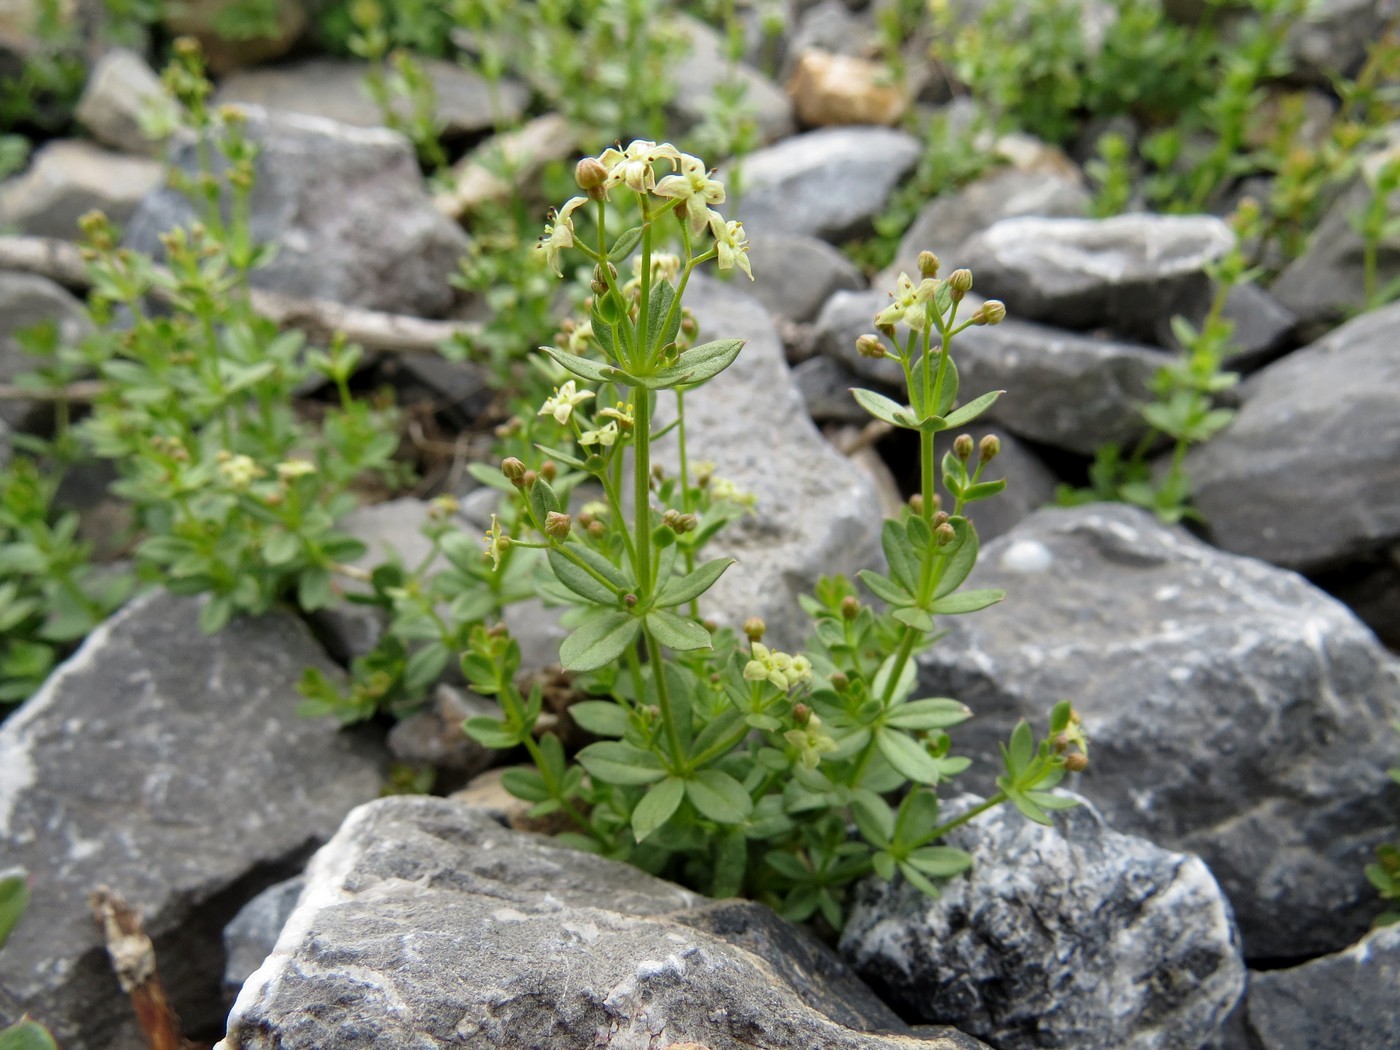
[814,288,1164,455]
[784,0,874,79]
[959,213,1235,343]
[218,795,988,1050]
[878,167,1091,291]
[0,139,163,239]
[732,125,921,242]
[214,57,529,138]
[1313,545,1400,651]
[0,272,92,431]
[841,794,1245,1050]
[1211,281,1296,369]
[1189,301,1400,570]
[74,47,171,156]
[222,876,305,1005]
[794,353,870,424]
[1287,0,1400,83]
[0,591,387,1050]
[387,684,501,790]
[914,503,1400,961]
[122,106,468,316]
[657,274,882,649]
[1270,174,1398,326]
[748,231,865,322]
[669,14,796,146]
[1243,923,1400,1049]
[162,0,306,74]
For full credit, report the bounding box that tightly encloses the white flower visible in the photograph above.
[597,139,682,193]
[538,380,594,425]
[579,421,620,447]
[707,212,753,280]
[653,152,727,234]
[874,273,937,331]
[538,195,589,277]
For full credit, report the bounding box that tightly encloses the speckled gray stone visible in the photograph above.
[0,591,387,1050]
[914,503,1400,962]
[841,795,1245,1050]
[218,796,991,1050]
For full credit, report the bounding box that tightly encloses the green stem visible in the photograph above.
[645,627,685,766]
[925,792,1007,842]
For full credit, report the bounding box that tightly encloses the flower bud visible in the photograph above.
[935,522,956,545]
[948,268,974,294]
[544,511,571,540]
[908,493,924,516]
[575,156,608,190]
[973,300,1006,326]
[624,593,638,608]
[840,595,860,620]
[501,457,527,484]
[539,460,557,482]
[587,520,606,538]
[932,510,950,528]
[521,469,538,488]
[792,703,812,726]
[953,434,974,461]
[855,334,887,359]
[744,617,766,642]
[979,434,1000,462]
[829,671,849,691]
[1065,752,1088,773]
[917,250,940,278]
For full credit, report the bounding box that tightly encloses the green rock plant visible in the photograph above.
[460,140,1087,922]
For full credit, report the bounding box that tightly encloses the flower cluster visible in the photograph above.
[743,643,813,691]
[537,139,753,281]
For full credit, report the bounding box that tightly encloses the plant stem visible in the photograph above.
[925,791,1006,841]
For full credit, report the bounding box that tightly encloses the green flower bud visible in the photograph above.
[935,522,956,545]
[979,434,1001,462]
[575,156,608,190]
[744,617,766,642]
[1065,752,1088,773]
[954,434,974,461]
[501,457,527,484]
[973,300,1007,325]
[539,460,557,482]
[544,511,571,540]
[841,595,860,620]
[948,268,974,294]
[917,250,940,278]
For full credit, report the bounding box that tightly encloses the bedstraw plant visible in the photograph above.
[460,141,1087,922]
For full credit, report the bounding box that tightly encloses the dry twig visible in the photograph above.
[88,885,186,1050]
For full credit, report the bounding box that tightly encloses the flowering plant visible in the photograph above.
[461,141,1086,921]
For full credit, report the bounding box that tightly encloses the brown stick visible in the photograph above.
[0,235,480,355]
[88,885,185,1050]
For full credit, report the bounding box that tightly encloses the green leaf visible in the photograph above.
[640,338,745,389]
[567,700,629,738]
[851,789,894,847]
[851,387,917,429]
[462,716,522,749]
[685,768,753,824]
[941,390,1003,429]
[871,653,916,707]
[857,569,913,606]
[932,518,979,599]
[0,1019,60,1050]
[876,727,941,784]
[893,606,933,631]
[656,557,734,607]
[402,642,450,694]
[960,479,1008,502]
[297,566,335,611]
[1026,790,1079,812]
[632,777,685,841]
[528,478,561,525]
[897,860,943,898]
[608,224,644,262]
[881,519,919,594]
[576,741,667,785]
[566,542,632,590]
[540,344,619,383]
[1003,720,1035,777]
[928,588,1005,615]
[645,609,712,652]
[1007,787,1053,826]
[710,828,748,899]
[559,609,641,672]
[500,767,551,802]
[199,594,234,634]
[0,872,28,950]
[872,851,896,881]
[906,845,974,878]
[547,548,618,604]
[885,698,973,730]
[262,530,301,566]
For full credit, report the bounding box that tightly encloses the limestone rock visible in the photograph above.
[914,503,1400,961]
[214,57,529,138]
[787,48,906,128]
[435,113,579,219]
[218,795,990,1050]
[0,272,92,431]
[74,47,171,156]
[669,14,796,145]
[732,125,920,242]
[841,795,1245,1050]
[222,876,305,1005]
[747,231,865,322]
[0,591,387,1050]
[1189,301,1400,570]
[0,139,162,239]
[122,106,468,316]
[1243,923,1400,1049]
[959,213,1235,343]
[658,274,882,649]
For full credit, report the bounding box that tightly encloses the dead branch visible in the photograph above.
[88,885,186,1050]
[0,235,479,356]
